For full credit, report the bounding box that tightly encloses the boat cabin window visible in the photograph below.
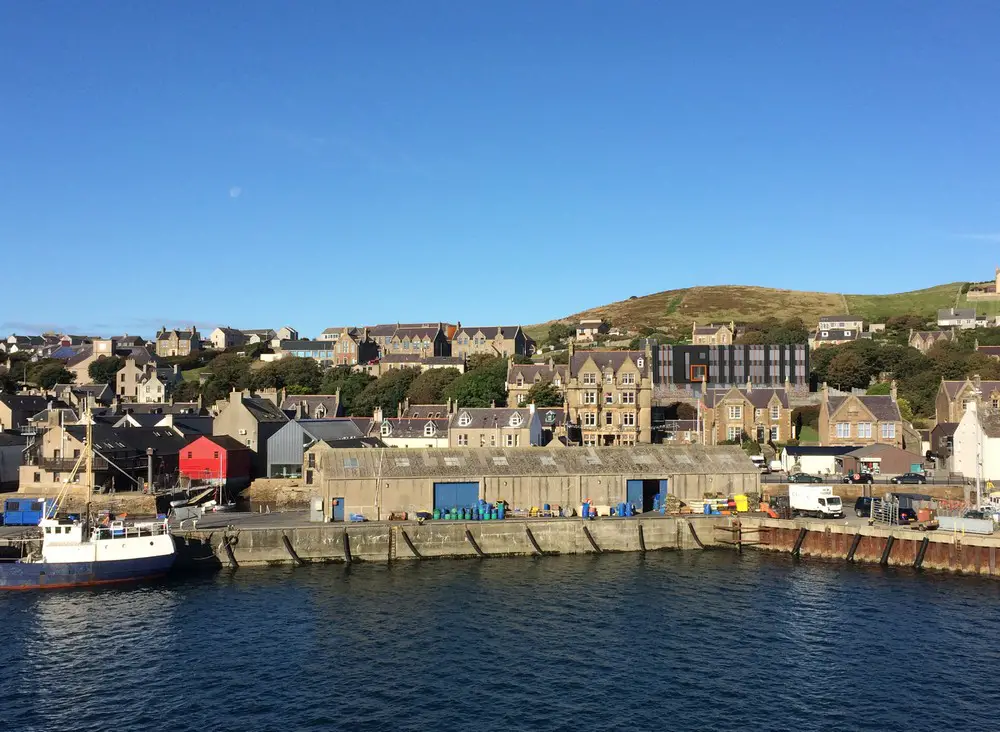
[45,527,51,534]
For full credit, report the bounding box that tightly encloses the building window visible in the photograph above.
[770,426,779,441]
[993,399,1000,410]
[583,412,597,427]
[604,370,614,384]
[727,427,741,441]
[480,434,486,447]
[605,392,613,405]
[553,377,561,387]
[881,423,896,439]
[458,412,472,427]
[33,472,40,483]
[516,376,523,387]
[605,411,613,426]
[728,405,742,420]
[622,412,636,427]
[458,434,469,446]
[857,422,872,439]
[621,373,635,385]
[505,434,515,447]
[510,412,523,427]
[516,394,526,406]
[381,422,391,437]
[583,372,597,385]
[424,422,436,437]
[583,436,596,447]
[187,451,193,459]
[770,405,780,421]
[583,391,597,405]
[836,423,850,438]
[307,453,315,468]
[690,365,707,381]
[305,470,313,485]
[489,435,496,447]
[622,391,636,405]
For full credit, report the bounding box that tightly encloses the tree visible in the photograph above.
[550,350,569,364]
[171,380,201,402]
[825,350,870,391]
[897,397,914,423]
[443,357,508,408]
[31,362,74,389]
[352,367,421,417]
[546,323,575,345]
[512,354,533,365]
[319,367,375,414]
[525,380,563,407]
[866,382,891,395]
[406,368,461,404]
[88,355,124,386]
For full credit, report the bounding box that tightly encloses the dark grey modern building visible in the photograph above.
[650,344,810,390]
[266,419,371,478]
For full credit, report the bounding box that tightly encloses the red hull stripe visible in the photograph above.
[0,573,168,591]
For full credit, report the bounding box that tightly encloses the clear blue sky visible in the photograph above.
[2,1,999,337]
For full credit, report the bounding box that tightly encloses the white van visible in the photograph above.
[749,455,769,473]
[789,485,844,519]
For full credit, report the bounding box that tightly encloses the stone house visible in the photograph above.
[818,384,912,451]
[212,390,289,477]
[451,325,534,359]
[701,385,792,445]
[811,328,860,349]
[564,346,653,446]
[575,319,609,343]
[506,360,569,407]
[935,378,1000,424]
[279,394,342,420]
[323,327,378,366]
[276,326,299,341]
[692,322,734,346]
[209,327,247,350]
[364,354,466,378]
[155,326,201,358]
[0,394,49,431]
[242,328,277,345]
[908,329,953,354]
[387,324,451,357]
[447,405,542,448]
[818,315,865,332]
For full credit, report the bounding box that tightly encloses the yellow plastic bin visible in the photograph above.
[734,495,749,513]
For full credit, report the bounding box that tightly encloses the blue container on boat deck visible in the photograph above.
[491,510,498,520]
[704,502,712,515]
[472,507,479,520]
[582,502,590,518]
[433,509,441,520]
[543,503,550,511]
[497,504,505,520]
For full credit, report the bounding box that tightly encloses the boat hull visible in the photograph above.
[0,553,176,590]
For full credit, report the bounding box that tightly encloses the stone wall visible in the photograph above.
[245,478,313,508]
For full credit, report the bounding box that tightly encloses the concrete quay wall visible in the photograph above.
[742,516,1000,577]
[174,515,729,568]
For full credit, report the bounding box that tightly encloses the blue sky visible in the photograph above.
[2,1,999,337]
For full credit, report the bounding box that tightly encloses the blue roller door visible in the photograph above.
[433,482,480,511]
[626,480,643,509]
[658,479,669,506]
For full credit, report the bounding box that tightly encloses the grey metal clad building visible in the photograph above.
[306,444,759,520]
[267,419,366,478]
[651,344,809,389]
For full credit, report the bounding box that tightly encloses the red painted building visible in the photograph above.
[179,435,252,487]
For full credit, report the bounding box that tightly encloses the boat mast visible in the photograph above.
[85,402,93,530]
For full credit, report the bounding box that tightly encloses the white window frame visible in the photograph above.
[728,405,742,420]
[835,422,850,438]
[621,373,636,385]
[769,426,779,441]
[583,372,597,385]
[622,411,636,427]
[583,412,597,427]
[457,434,468,446]
[510,412,523,427]
[423,422,436,437]
[857,422,872,439]
[505,434,515,447]
[458,413,472,427]
[604,392,614,405]
[583,391,597,405]
[381,422,392,437]
[622,391,636,405]
[770,405,780,421]
[881,423,896,439]
[727,426,741,441]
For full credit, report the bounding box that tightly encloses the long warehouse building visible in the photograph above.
[304,444,759,521]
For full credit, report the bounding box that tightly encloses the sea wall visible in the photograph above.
[742,516,1000,577]
[174,515,729,568]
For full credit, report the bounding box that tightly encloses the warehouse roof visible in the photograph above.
[309,445,755,479]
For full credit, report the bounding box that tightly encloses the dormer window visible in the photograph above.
[604,370,614,384]
[458,412,472,427]
[821,331,829,337]
[510,412,523,428]
[380,421,392,437]
[516,376,524,387]
[844,330,852,337]
[553,376,561,387]
[423,422,436,437]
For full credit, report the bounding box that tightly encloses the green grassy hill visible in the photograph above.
[528,282,975,339]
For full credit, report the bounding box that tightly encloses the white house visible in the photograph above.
[938,308,978,330]
[951,400,1000,482]
[780,445,859,476]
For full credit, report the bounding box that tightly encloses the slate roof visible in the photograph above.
[242,329,276,338]
[65,345,94,366]
[0,430,29,446]
[365,324,399,338]
[348,417,374,435]
[380,417,450,438]
[319,437,386,449]
[980,410,1000,439]
[507,363,569,386]
[570,350,650,378]
[693,324,727,335]
[297,419,365,442]
[48,345,87,361]
[65,424,188,455]
[818,315,863,323]
[380,354,464,366]
[118,402,203,415]
[450,407,534,430]
[938,308,977,320]
[243,397,289,423]
[704,387,789,409]
[114,414,165,428]
[977,346,1000,358]
[115,335,147,347]
[193,434,251,452]
[941,380,1000,399]
[280,395,340,417]
[537,407,565,427]
[279,340,333,353]
[814,329,859,341]
[392,325,444,341]
[826,394,902,422]
[931,422,959,438]
[157,329,196,341]
[29,407,80,424]
[454,326,522,339]
[0,395,50,413]
[401,404,449,419]
[315,445,757,479]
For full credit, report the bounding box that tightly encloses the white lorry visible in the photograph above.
[789,485,844,519]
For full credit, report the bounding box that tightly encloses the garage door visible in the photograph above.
[433,482,480,511]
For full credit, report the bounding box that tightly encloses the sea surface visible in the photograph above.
[1,551,998,732]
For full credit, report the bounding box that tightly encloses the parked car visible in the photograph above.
[898,507,918,524]
[891,473,927,485]
[788,473,823,483]
[854,496,873,517]
[843,472,875,484]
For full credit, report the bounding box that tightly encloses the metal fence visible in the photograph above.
[761,473,971,486]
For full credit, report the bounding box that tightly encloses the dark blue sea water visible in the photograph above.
[1,551,998,732]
